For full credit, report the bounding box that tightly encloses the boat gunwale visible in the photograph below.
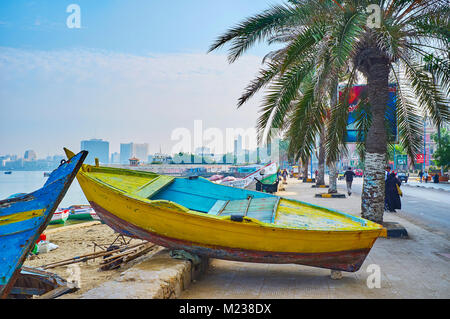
[78,165,384,234]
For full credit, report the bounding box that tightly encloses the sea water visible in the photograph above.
[0,171,89,208]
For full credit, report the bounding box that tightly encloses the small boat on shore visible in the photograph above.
[4,171,12,175]
[0,150,87,298]
[255,173,280,194]
[90,209,101,221]
[65,148,386,272]
[49,209,70,225]
[215,162,279,190]
[67,205,95,221]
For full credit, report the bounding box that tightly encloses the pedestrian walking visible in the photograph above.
[282,169,288,184]
[418,170,423,183]
[433,173,440,184]
[385,166,391,180]
[424,171,429,183]
[343,167,356,196]
[385,172,402,212]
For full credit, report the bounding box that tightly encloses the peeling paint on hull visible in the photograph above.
[91,202,370,272]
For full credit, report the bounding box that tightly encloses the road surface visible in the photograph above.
[345,178,450,239]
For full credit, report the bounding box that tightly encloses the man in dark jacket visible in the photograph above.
[343,167,356,196]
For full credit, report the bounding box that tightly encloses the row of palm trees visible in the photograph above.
[210,0,449,223]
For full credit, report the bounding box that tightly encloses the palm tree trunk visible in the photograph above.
[361,57,390,224]
[302,158,309,181]
[328,80,339,193]
[316,128,326,185]
[328,162,338,193]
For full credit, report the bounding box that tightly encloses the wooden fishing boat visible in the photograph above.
[255,173,280,194]
[65,148,386,272]
[0,150,87,298]
[49,208,70,225]
[67,205,95,221]
[220,162,278,189]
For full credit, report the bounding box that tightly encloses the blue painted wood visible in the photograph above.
[151,177,274,213]
[0,150,87,298]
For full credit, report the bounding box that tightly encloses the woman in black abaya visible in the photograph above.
[385,172,402,212]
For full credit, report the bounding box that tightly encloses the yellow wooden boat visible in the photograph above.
[65,149,386,272]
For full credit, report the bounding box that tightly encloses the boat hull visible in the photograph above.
[91,201,370,272]
[68,213,93,221]
[0,151,87,298]
[49,210,69,225]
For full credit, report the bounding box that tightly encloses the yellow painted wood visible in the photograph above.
[74,163,386,255]
[0,209,46,226]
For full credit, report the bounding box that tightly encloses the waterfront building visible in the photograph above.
[81,139,109,164]
[152,153,172,164]
[129,157,140,166]
[111,152,120,164]
[24,150,37,161]
[120,143,134,164]
[134,143,149,162]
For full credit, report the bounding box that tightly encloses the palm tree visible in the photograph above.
[209,0,449,223]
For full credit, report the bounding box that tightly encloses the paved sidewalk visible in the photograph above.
[180,178,450,299]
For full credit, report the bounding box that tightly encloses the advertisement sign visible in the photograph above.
[396,155,407,165]
[416,154,424,164]
[339,84,397,143]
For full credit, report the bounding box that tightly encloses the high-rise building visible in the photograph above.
[134,143,149,162]
[81,139,109,164]
[111,152,120,164]
[234,135,244,163]
[24,150,37,161]
[120,143,134,164]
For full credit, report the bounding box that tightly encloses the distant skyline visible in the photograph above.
[0,0,280,156]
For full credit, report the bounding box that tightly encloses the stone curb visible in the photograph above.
[311,185,329,188]
[314,193,346,198]
[382,222,409,239]
[80,249,209,299]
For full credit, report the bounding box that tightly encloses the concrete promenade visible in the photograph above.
[180,178,450,299]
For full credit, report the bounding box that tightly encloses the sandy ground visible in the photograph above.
[23,221,161,298]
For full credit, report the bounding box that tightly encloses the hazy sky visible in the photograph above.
[0,0,281,157]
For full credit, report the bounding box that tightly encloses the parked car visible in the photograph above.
[397,171,409,183]
[354,169,364,177]
[338,172,345,180]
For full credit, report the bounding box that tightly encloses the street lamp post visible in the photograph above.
[423,118,426,173]
[393,146,396,171]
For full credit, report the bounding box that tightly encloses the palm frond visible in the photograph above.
[286,82,326,162]
[238,62,281,108]
[391,66,424,163]
[400,57,450,128]
[256,57,316,142]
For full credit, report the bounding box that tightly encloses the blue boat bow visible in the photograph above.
[0,150,87,298]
